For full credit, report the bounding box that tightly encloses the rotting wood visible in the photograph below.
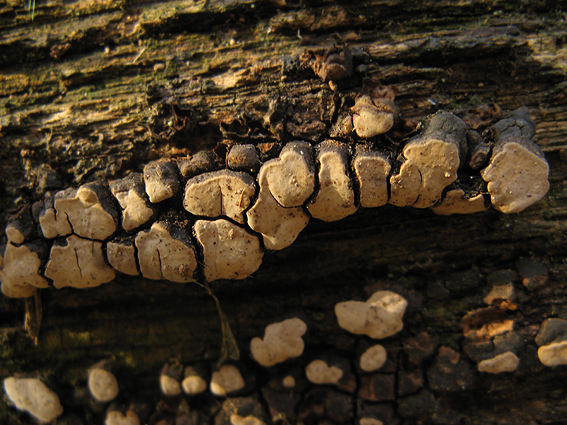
[1,1,567,424]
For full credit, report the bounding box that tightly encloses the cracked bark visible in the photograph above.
[1,1,567,424]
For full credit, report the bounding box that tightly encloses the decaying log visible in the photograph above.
[1,1,567,424]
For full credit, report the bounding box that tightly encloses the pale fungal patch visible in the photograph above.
[477,351,519,373]
[143,159,180,203]
[247,148,311,250]
[210,365,245,396]
[282,375,296,388]
[390,113,466,208]
[106,240,139,276]
[353,147,391,208]
[335,290,408,339]
[52,184,118,240]
[135,222,197,282]
[6,226,25,244]
[481,108,549,213]
[359,344,388,372]
[160,374,182,396]
[389,160,421,207]
[431,189,488,215]
[106,410,140,425]
[537,341,567,367]
[182,376,208,395]
[3,377,64,422]
[38,196,73,239]
[351,94,397,138]
[110,174,155,232]
[88,368,119,402]
[45,235,116,289]
[307,141,358,222]
[230,414,267,425]
[194,219,263,281]
[183,170,256,224]
[481,142,549,213]
[250,317,307,367]
[264,141,315,208]
[305,359,344,385]
[0,242,48,298]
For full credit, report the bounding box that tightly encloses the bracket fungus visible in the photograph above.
[135,222,197,282]
[390,112,467,208]
[3,377,64,422]
[307,141,358,221]
[335,291,408,339]
[110,173,156,232]
[88,368,119,403]
[143,159,181,203]
[359,344,388,372]
[210,365,246,397]
[477,351,519,373]
[250,317,307,367]
[183,170,256,224]
[481,108,549,213]
[45,234,116,289]
[305,359,344,385]
[350,87,398,138]
[194,219,263,281]
[535,318,567,367]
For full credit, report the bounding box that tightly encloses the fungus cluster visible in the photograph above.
[0,106,550,302]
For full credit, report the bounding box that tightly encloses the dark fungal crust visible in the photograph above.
[0,107,551,298]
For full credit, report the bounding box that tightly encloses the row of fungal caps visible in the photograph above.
[0,109,549,298]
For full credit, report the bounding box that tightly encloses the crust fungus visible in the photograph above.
[38,193,72,239]
[106,410,141,425]
[227,144,261,174]
[143,159,181,203]
[390,112,468,208]
[477,351,519,373]
[194,219,263,281]
[481,108,550,213]
[247,142,313,250]
[430,188,488,215]
[181,365,208,395]
[45,235,116,289]
[106,239,139,276]
[305,359,344,385]
[183,170,256,224]
[135,222,197,282]
[49,183,118,240]
[250,317,307,367]
[359,344,388,372]
[210,365,245,397]
[353,146,391,208]
[335,291,408,339]
[350,85,398,138]
[110,173,156,232]
[535,318,567,366]
[307,141,358,221]
[88,368,119,402]
[0,241,48,298]
[3,377,64,422]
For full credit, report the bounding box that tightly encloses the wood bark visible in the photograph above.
[1,1,566,424]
